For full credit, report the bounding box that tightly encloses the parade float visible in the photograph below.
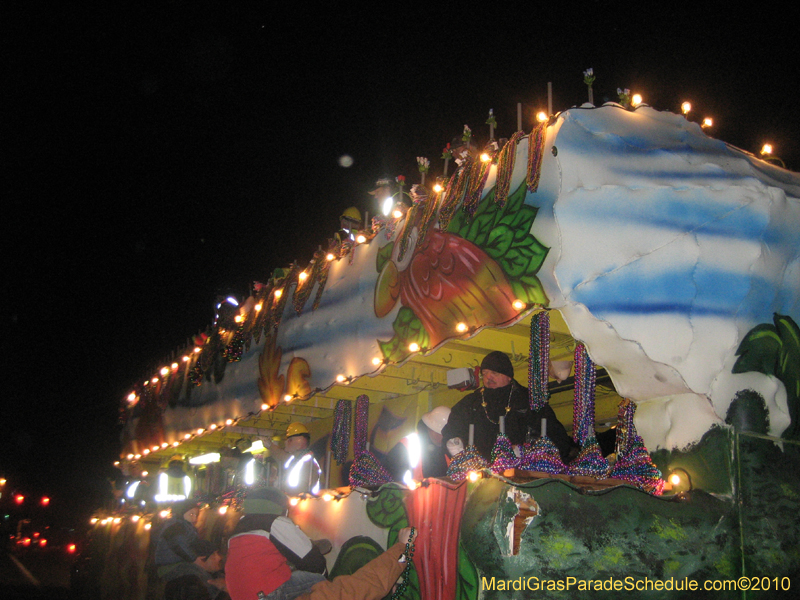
[89,97,800,600]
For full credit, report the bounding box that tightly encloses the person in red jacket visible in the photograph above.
[227,521,417,600]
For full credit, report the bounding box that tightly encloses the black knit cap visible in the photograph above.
[480,351,514,379]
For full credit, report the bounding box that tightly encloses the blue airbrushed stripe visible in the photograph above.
[570,268,772,318]
[559,188,770,241]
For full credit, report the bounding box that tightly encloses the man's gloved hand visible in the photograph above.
[446,437,465,457]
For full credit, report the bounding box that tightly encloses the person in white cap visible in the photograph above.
[383,406,451,483]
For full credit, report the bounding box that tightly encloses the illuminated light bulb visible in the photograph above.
[289,497,300,506]
[127,393,136,403]
[761,143,773,156]
[381,196,394,216]
[372,357,383,366]
[467,470,481,482]
[161,442,168,448]
[172,442,180,447]
[209,424,217,430]
[234,314,243,323]
[182,355,190,362]
[536,111,548,123]
[669,473,681,486]
[134,454,141,459]
[326,253,335,261]
[702,117,713,128]
[143,449,150,455]
[512,299,526,311]
[254,303,262,312]
[131,515,140,522]
[433,183,443,193]
[480,152,491,162]
[160,367,169,377]
[144,523,152,531]
[408,342,420,352]
[152,446,160,451]
[274,289,283,300]
[456,322,468,333]
[193,347,202,353]
[392,208,404,219]
[336,374,347,383]
[90,518,98,525]
[160,510,170,519]
[261,403,269,411]
[284,394,293,402]
[184,433,192,440]
[631,94,643,106]
[407,479,418,490]
[298,271,308,282]
[141,471,148,477]
[143,380,149,386]
[322,493,334,502]
[113,517,121,524]
[171,362,178,370]
[356,234,367,244]
[218,505,228,515]
[196,428,204,435]
[127,453,134,460]
[151,377,159,384]
[681,101,691,115]
[226,419,234,425]
[113,461,120,467]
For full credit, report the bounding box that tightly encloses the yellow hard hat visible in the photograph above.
[286,422,309,438]
[341,207,361,222]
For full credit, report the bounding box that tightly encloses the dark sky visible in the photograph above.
[4,2,798,521]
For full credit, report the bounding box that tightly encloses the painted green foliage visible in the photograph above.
[460,477,740,600]
[456,428,800,599]
[733,313,800,438]
[328,487,420,598]
[374,181,549,363]
[736,433,800,585]
[445,180,549,307]
[365,487,420,600]
[329,536,385,579]
[377,306,431,366]
[456,543,480,600]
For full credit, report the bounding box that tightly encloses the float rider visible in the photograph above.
[263,423,322,495]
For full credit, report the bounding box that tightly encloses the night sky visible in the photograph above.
[4,2,798,522]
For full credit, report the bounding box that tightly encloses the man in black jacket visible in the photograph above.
[441,351,575,462]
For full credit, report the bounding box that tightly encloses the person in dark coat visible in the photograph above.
[441,351,575,462]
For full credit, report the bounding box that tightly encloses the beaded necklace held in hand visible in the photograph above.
[481,382,514,424]
[391,527,416,600]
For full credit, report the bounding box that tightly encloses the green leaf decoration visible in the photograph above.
[377,307,431,363]
[376,241,394,274]
[734,314,800,439]
[455,542,480,600]
[366,487,408,530]
[329,535,384,579]
[445,180,549,304]
[733,324,782,376]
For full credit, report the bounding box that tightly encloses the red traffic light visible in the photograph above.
[14,494,24,505]
[40,496,50,507]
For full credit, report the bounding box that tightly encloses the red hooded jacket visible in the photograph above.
[226,530,291,600]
